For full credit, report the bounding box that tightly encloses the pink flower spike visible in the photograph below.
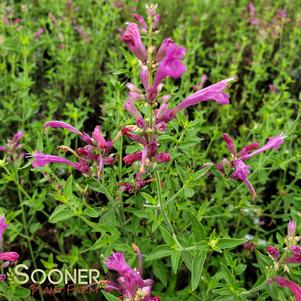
[121,128,146,145]
[92,126,106,149]
[122,23,147,62]
[176,77,235,111]
[133,14,148,31]
[0,251,19,262]
[288,220,297,238]
[124,99,142,120]
[223,133,236,154]
[238,142,260,157]
[266,246,279,259]
[272,276,301,301]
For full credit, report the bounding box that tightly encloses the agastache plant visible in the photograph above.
[103,244,160,301]
[266,221,301,301]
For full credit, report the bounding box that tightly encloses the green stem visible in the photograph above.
[154,169,183,249]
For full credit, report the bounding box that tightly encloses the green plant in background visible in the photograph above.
[0,0,301,300]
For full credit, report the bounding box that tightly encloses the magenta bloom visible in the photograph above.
[133,14,148,31]
[155,77,235,124]
[122,23,147,62]
[176,77,235,110]
[104,245,159,300]
[286,245,301,264]
[0,252,19,262]
[0,216,7,250]
[149,43,186,100]
[44,120,93,144]
[271,277,301,301]
[34,27,45,38]
[0,130,24,157]
[34,122,115,177]
[266,246,279,260]
[216,132,285,198]
[287,220,297,238]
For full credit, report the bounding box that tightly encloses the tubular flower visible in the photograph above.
[103,244,160,300]
[122,23,147,63]
[271,277,301,301]
[215,132,285,198]
[154,77,235,124]
[266,246,279,260]
[149,43,186,100]
[32,122,115,177]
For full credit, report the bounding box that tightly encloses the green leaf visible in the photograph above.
[13,287,31,297]
[102,290,121,301]
[64,175,73,197]
[171,250,181,274]
[191,214,206,241]
[217,238,247,249]
[191,250,207,290]
[146,245,173,261]
[84,207,99,218]
[49,205,75,223]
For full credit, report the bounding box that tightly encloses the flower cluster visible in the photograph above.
[119,4,235,192]
[0,130,24,161]
[267,221,301,300]
[215,133,285,198]
[103,244,159,301]
[0,216,19,281]
[32,121,114,177]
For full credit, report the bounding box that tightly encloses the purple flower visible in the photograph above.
[0,274,6,281]
[34,27,45,39]
[176,77,235,110]
[215,132,285,198]
[44,120,93,144]
[266,246,279,260]
[104,245,159,300]
[286,245,301,264]
[0,130,24,159]
[149,43,186,100]
[122,23,147,62]
[0,251,19,262]
[105,252,131,274]
[32,151,88,173]
[124,99,143,121]
[133,14,148,31]
[154,38,175,63]
[271,276,301,301]
[154,77,235,124]
[248,1,259,25]
[288,220,297,238]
